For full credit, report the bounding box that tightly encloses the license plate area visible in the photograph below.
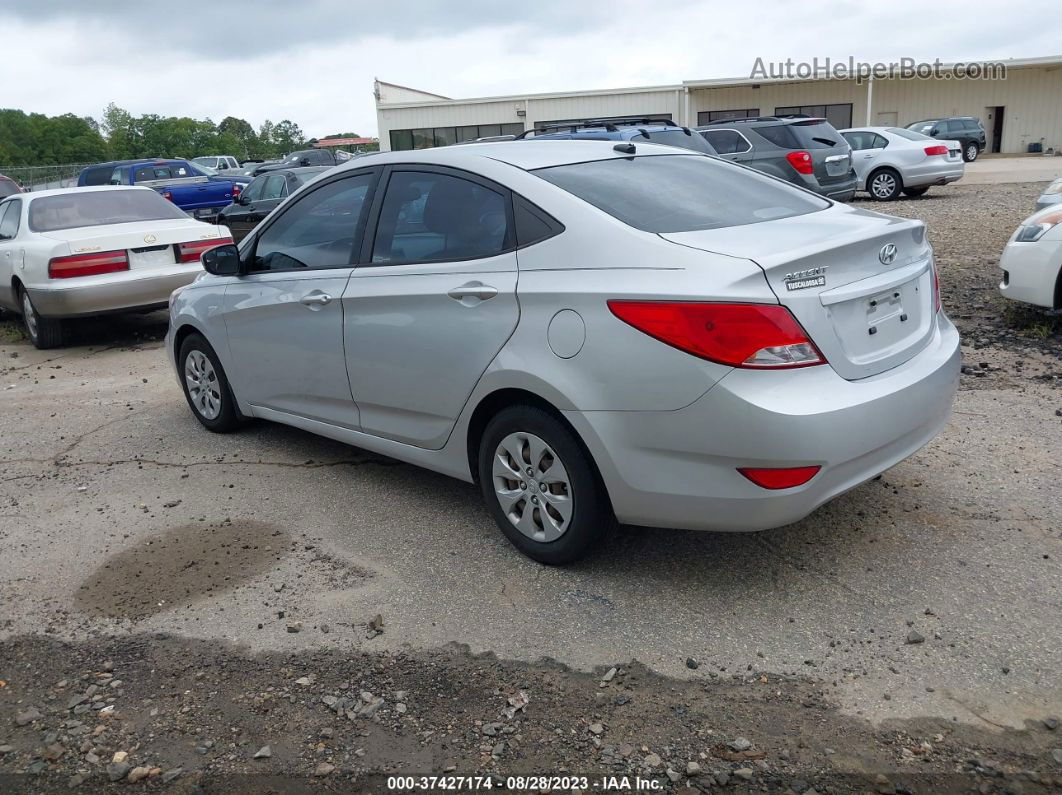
[128,245,176,270]
[827,273,931,365]
[866,289,904,329]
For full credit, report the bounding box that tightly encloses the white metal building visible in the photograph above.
[375,55,1062,155]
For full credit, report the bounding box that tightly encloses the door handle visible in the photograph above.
[447,281,498,302]
[300,291,332,306]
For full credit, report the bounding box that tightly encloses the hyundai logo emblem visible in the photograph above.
[879,243,898,265]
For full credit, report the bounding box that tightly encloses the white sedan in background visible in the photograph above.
[999,206,1062,309]
[840,126,964,200]
[0,186,231,348]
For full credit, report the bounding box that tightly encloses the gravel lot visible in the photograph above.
[1,179,1060,793]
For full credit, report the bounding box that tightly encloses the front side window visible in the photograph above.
[0,200,21,238]
[371,171,508,265]
[251,172,374,272]
[261,174,287,201]
[241,176,266,202]
[534,154,828,234]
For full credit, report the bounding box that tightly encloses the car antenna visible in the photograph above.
[613,143,636,155]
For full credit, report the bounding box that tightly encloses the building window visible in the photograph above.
[388,123,524,150]
[697,108,759,125]
[775,103,852,129]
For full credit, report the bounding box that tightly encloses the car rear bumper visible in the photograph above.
[566,314,960,532]
[904,162,965,188]
[808,173,858,202]
[25,267,201,318]
[998,238,1062,309]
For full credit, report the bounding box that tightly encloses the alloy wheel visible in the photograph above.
[966,143,978,161]
[185,350,222,420]
[871,172,897,199]
[492,431,573,543]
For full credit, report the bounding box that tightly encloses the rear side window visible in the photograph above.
[701,129,752,154]
[534,154,828,234]
[371,171,509,265]
[28,190,187,232]
[514,195,563,247]
[0,200,21,238]
[81,166,115,186]
[0,177,20,198]
[754,124,801,149]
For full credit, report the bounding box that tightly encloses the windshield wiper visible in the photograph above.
[811,137,837,146]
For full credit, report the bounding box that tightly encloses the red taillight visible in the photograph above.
[48,250,129,279]
[738,466,821,489]
[177,237,234,263]
[232,183,242,197]
[161,190,174,202]
[607,301,825,369]
[785,150,814,174]
[924,145,948,157]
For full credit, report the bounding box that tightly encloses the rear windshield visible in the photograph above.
[888,127,932,141]
[906,121,939,133]
[534,154,828,233]
[29,189,189,233]
[294,168,330,185]
[786,120,844,149]
[638,129,717,155]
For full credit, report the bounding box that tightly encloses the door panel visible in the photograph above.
[343,258,518,448]
[224,272,356,426]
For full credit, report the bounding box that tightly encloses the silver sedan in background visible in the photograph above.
[841,126,964,200]
[167,141,959,564]
[1036,177,1062,211]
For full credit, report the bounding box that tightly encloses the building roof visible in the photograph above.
[376,54,1062,108]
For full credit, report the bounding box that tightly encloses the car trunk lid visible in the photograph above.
[41,221,224,271]
[660,207,937,380]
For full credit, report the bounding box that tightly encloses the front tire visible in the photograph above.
[902,186,930,197]
[178,333,241,433]
[963,142,979,162]
[478,405,611,564]
[868,168,903,201]
[20,287,64,349]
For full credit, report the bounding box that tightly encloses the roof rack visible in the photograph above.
[703,114,818,126]
[515,117,684,139]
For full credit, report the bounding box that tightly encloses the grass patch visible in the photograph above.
[0,317,26,344]
[1002,302,1062,339]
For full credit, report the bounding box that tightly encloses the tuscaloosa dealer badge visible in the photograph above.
[783,266,828,291]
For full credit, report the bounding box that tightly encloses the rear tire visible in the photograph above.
[902,186,930,198]
[19,287,64,349]
[963,142,979,162]
[178,333,241,433]
[867,168,903,201]
[478,405,611,564]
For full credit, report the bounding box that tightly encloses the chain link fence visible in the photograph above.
[0,163,94,192]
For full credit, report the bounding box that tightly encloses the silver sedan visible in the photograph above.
[1035,178,1062,212]
[841,126,965,200]
[166,141,959,563]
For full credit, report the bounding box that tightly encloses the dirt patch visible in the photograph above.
[0,635,1059,793]
[73,521,288,620]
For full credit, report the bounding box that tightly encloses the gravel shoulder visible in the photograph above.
[1,180,1060,791]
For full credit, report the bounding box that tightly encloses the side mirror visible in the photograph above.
[236,193,249,205]
[201,243,242,276]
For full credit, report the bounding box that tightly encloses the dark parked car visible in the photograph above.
[905,117,986,162]
[0,175,22,198]
[217,167,330,242]
[518,118,718,155]
[252,149,349,175]
[696,116,857,201]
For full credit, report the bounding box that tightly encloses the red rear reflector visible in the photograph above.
[932,263,941,313]
[785,150,814,174]
[607,301,825,369]
[738,465,821,489]
[48,250,129,279]
[177,237,233,263]
[924,145,948,156]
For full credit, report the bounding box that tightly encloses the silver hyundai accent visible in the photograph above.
[166,141,959,564]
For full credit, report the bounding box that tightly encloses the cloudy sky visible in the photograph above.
[3,0,1059,139]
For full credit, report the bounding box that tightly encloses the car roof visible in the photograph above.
[17,185,156,201]
[331,140,701,174]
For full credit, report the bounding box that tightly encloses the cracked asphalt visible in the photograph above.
[0,181,1060,780]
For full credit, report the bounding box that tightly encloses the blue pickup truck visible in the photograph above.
[77,159,241,219]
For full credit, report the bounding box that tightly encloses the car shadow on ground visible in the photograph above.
[0,308,169,350]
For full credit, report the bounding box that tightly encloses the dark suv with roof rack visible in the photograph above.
[905,117,985,162]
[515,118,718,156]
[696,116,857,201]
